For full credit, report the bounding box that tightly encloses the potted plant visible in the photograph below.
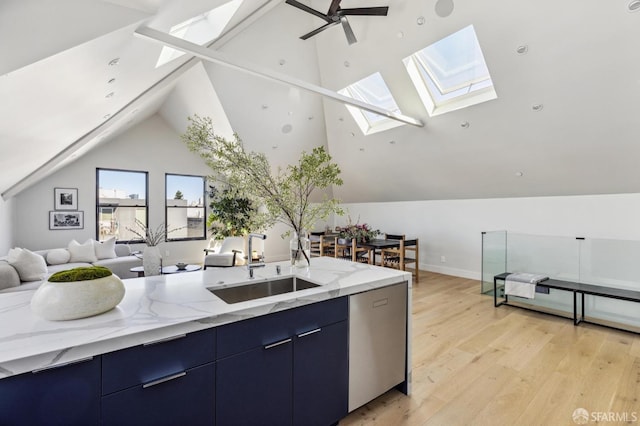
[338,221,379,244]
[182,115,344,267]
[127,220,182,276]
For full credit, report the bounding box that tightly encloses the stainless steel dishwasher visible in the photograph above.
[348,282,408,411]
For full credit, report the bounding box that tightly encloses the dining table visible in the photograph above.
[356,238,404,265]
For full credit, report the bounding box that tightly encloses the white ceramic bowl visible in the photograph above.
[31,274,125,321]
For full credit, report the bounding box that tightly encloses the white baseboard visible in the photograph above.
[419,263,480,280]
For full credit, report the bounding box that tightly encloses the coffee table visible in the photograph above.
[130,264,202,277]
[161,264,202,274]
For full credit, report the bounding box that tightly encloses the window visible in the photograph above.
[403,25,497,117]
[165,174,206,241]
[338,72,405,135]
[96,169,148,243]
[156,0,244,67]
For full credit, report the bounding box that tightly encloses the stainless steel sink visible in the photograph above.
[209,277,320,304]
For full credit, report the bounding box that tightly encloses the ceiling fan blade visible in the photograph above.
[340,17,357,45]
[327,0,342,15]
[338,6,389,16]
[285,0,331,22]
[300,21,340,40]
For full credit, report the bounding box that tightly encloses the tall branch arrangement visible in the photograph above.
[182,115,344,241]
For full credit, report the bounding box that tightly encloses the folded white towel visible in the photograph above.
[506,272,549,284]
[504,273,548,299]
[505,279,536,299]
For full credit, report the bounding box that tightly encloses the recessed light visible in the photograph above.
[397,31,404,38]
[338,117,344,122]
[629,0,640,11]
[359,148,365,152]
[532,104,544,111]
[416,16,425,25]
[350,132,355,137]
[288,111,294,116]
[516,45,528,55]
[389,140,396,144]
[103,114,111,119]
[308,116,314,120]
[105,92,115,98]
[108,58,120,66]
[460,121,470,128]
[272,145,278,149]
[279,59,286,65]
[261,104,269,110]
[107,78,116,84]
[344,61,350,68]
[282,124,293,134]
[515,171,524,177]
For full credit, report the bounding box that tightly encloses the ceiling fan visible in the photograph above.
[285,0,389,45]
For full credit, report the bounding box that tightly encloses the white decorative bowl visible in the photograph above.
[31,274,125,321]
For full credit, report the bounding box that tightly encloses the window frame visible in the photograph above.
[403,25,497,117]
[338,72,405,135]
[165,173,207,242]
[96,168,149,244]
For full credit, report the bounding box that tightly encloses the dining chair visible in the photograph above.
[334,237,369,263]
[203,236,245,269]
[367,233,404,266]
[380,238,419,281]
[309,231,324,257]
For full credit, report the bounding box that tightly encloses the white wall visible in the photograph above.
[0,196,14,254]
[13,114,214,264]
[340,193,640,280]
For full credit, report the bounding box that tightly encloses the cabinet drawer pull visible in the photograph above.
[264,338,292,350]
[143,334,187,347]
[297,328,322,338]
[32,356,94,374]
[143,372,187,388]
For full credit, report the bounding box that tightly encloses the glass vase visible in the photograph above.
[143,245,162,276]
[290,231,311,268]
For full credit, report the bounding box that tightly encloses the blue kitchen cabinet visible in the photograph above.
[101,327,216,426]
[0,356,100,426]
[216,297,348,426]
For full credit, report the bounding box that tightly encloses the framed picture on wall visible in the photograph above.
[54,187,78,210]
[49,211,84,230]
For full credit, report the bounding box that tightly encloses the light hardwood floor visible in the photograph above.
[340,271,640,426]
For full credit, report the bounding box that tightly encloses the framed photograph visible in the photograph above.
[54,187,78,210]
[49,211,84,230]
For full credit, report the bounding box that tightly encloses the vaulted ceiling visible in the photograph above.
[1,0,639,203]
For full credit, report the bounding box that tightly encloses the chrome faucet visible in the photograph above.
[247,233,267,278]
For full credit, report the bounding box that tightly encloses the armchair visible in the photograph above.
[203,237,245,269]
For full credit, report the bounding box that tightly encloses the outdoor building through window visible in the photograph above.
[166,174,206,241]
[96,168,148,243]
[339,72,405,135]
[403,24,497,117]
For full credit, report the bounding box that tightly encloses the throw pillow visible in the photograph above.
[8,249,47,282]
[7,247,23,263]
[46,248,71,265]
[94,237,116,260]
[68,239,98,263]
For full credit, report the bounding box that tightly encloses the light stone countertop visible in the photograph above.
[0,257,411,378]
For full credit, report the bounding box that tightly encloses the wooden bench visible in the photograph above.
[494,272,640,332]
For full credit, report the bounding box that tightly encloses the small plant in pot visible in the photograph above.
[31,266,125,321]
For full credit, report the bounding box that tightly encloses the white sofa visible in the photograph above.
[0,239,142,293]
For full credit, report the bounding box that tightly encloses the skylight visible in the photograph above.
[155,0,243,68]
[403,25,497,117]
[338,72,405,135]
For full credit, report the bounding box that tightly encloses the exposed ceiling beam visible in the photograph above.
[134,26,424,128]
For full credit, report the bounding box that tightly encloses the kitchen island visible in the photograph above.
[0,257,411,425]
